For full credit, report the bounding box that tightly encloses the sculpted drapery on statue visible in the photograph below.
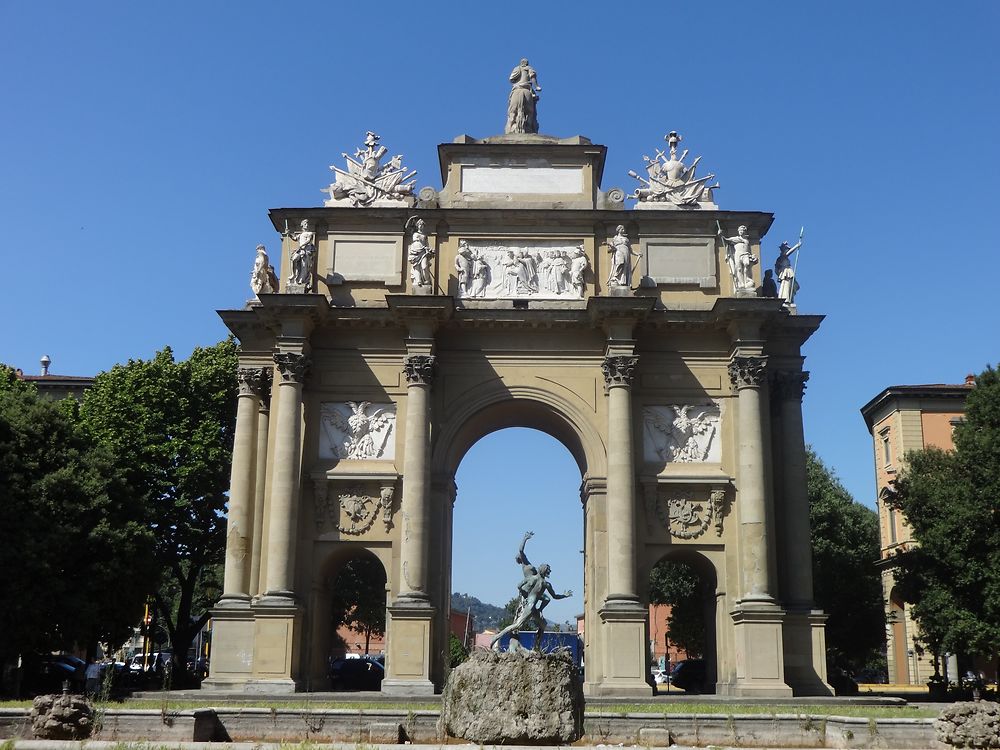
[505,58,541,134]
[718,223,758,294]
[606,225,641,288]
[490,532,572,651]
[405,217,434,288]
[284,219,317,290]
[250,244,279,296]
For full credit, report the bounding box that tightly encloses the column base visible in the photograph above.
[730,602,793,697]
[249,599,301,687]
[593,601,654,697]
[383,603,436,695]
[205,604,256,688]
[783,607,833,696]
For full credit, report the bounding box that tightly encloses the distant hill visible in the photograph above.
[451,592,509,631]
[450,592,576,633]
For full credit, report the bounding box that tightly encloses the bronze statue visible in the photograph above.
[490,531,572,651]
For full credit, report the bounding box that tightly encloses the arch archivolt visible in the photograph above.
[432,377,607,479]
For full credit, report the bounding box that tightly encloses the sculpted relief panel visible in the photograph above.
[642,403,721,464]
[319,402,396,461]
[455,239,590,299]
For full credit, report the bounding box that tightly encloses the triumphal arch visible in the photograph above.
[206,84,830,697]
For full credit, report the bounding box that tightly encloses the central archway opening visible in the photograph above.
[451,427,584,654]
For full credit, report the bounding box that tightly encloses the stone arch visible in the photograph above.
[432,383,607,479]
[306,544,390,689]
[640,548,723,692]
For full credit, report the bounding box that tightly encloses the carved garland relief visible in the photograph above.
[314,481,396,535]
[647,487,730,540]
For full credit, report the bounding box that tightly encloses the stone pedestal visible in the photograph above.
[247,601,301,693]
[381,604,435,696]
[592,604,653,696]
[202,604,255,691]
[783,608,832,695]
[729,604,793,697]
[441,650,583,744]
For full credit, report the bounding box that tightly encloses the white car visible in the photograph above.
[652,669,670,685]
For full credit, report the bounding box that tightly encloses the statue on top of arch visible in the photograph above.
[323,131,418,208]
[628,131,719,209]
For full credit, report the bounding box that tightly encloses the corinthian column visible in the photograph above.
[728,354,774,601]
[262,351,310,601]
[773,370,814,606]
[249,371,272,597]
[601,355,640,606]
[220,367,264,604]
[396,354,435,604]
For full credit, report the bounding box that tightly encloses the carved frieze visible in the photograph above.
[319,402,397,461]
[455,240,590,299]
[643,403,721,464]
[274,352,311,384]
[728,356,767,389]
[602,355,638,387]
[403,354,436,385]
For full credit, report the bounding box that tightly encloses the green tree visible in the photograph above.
[886,365,1000,669]
[806,450,886,674]
[0,369,155,673]
[497,596,521,631]
[448,633,469,668]
[648,561,706,656]
[80,341,238,682]
[329,556,387,654]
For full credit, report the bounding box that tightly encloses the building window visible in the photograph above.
[888,507,898,545]
[880,429,892,467]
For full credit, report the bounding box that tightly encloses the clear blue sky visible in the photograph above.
[3,3,998,622]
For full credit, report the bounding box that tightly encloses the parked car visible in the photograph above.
[20,654,86,696]
[328,655,384,691]
[669,659,706,693]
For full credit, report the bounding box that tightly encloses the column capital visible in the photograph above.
[771,369,809,401]
[728,355,768,390]
[273,352,311,384]
[601,355,639,387]
[403,354,436,385]
[259,368,273,410]
[237,366,266,397]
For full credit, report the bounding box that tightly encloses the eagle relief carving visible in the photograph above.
[320,402,396,460]
[643,403,721,464]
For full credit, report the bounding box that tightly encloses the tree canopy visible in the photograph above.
[648,560,707,657]
[806,450,885,673]
[80,340,238,681]
[329,555,387,654]
[0,368,155,670]
[886,365,1000,662]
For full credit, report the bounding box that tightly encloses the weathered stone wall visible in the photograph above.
[936,701,1000,748]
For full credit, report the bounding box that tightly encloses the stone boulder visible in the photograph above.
[30,692,94,740]
[440,648,583,745]
[936,701,1000,748]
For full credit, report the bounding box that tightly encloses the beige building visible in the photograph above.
[861,379,973,684]
[205,128,830,697]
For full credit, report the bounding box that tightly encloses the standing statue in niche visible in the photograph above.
[490,531,572,652]
[470,250,490,297]
[718,223,757,293]
[405,217,434,287]
[607,225,641,288]
[505,58,542,134]
[774,233,803,305]
[250,244,279,296]
[285,219,317,289]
